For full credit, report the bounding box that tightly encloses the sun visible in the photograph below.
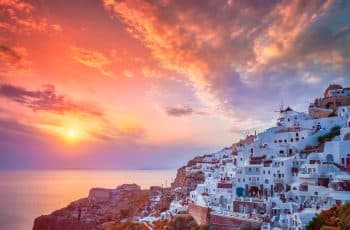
[66,129,78,141]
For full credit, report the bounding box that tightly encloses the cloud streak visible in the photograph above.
[71,46,113,77]
[0,83,102,116]
[165,105,205,117]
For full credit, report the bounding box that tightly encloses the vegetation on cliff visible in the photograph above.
[306,204,350,230]
[318,126,341,143]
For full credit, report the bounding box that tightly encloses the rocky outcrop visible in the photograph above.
[33,184,149,230]
[33,213,97,230]
[171,165,205,192]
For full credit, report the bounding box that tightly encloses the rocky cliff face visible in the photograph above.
[33,157,205,230]
[32,184,150,230]
[171,163,205,192]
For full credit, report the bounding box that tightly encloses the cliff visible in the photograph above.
[171,165,205,192]
[33,154,208,229]
[32,184,172,230]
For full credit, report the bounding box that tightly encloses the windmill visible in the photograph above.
[275,100,285,115]
[275,101,285,126]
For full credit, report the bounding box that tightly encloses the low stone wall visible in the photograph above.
[210,213,262,230]
[188,203,210,226]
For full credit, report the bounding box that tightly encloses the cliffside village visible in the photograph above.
[168,84,350,229]
[33,84,350,230]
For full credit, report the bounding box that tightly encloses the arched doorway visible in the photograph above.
[236,187,244,197]
[325,101,334,109]
[249,186,259,197]
[274,183,284,193]
[264,188,271,197]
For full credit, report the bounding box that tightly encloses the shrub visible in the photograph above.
[318,126,340,143]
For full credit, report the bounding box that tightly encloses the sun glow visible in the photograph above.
[67,129,78,139]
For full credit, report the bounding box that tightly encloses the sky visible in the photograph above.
[0,0,350,169]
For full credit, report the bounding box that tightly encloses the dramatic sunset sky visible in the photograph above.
[1,0,350,169]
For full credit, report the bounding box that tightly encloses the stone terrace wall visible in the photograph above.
[210,213,262,230]
[188,203,210,226]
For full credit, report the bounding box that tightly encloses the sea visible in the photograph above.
[0,169,176,230]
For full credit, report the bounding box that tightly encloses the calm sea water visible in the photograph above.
[0,169,176,230]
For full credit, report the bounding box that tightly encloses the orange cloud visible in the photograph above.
[0,0,62,34]
[252,0,333,70]
[103,0,335,81]
[0,45,31,74]
[71,46,113,77]
[102,0,340,134]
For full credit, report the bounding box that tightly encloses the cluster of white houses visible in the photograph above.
[175,84,350,229]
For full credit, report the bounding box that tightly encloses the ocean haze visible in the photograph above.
[0,169,176,230]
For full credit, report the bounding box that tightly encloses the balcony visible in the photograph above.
[249,180,260,186]
[298,172,317,179]
[273,178,284,183]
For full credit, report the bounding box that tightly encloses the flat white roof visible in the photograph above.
[330,192,350,200]
[336,174,350,180]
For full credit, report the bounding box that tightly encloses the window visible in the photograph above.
[238,179,240,182]
[263,170,265,174]
[291,138,294,142]
[256,168,259,172]
[296,132,299,137]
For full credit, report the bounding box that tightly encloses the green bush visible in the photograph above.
[318,126,340,143]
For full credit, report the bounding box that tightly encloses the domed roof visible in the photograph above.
[324,84,343,97]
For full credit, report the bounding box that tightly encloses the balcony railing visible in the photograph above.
[298,172,317,179]
[273,178,284,183]
[249,181,260,186]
